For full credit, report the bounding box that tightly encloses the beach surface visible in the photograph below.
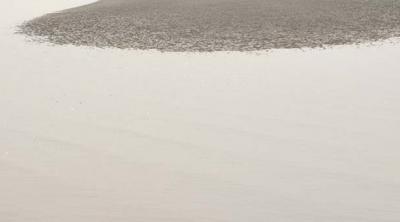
[1,0,400,221]
[20,0,400,51]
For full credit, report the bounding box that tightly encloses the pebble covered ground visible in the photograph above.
[19,0,400,51]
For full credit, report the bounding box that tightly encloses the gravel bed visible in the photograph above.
[19,0,400,51]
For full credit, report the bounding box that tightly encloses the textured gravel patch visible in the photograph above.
[19,0,400,51]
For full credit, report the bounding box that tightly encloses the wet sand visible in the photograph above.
[2,0,400,221]
[20,0,400,51]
